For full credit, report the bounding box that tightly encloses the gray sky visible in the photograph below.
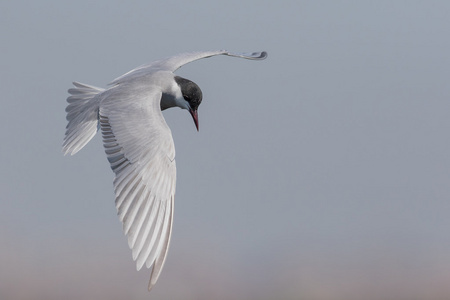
[2,1,450,299]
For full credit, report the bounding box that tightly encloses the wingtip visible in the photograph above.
[61,142,79,156]
[147,273,160,291]
[225,50,268,60]
[148,279,155,291]
[259,51,268,59]
[61,144,71,156]
[147,268,158,291]
[242,50,268,60]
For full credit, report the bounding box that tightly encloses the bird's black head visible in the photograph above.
[174,76,202,131]
[174,76,203,111]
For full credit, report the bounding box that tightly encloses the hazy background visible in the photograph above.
[2,1,450,299]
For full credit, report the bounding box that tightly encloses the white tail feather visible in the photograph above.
[63,82,104,155]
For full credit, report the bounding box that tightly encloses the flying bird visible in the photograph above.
[62,50,267,290]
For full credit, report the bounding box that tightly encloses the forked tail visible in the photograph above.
[63,82,104,155]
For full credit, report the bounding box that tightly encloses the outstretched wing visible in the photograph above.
[110,50,268,85]
[99,85,176,290]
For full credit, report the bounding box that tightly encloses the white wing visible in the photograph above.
[110,50,268,85]
[99,84,176,290]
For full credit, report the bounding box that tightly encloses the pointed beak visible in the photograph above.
[189,108,199,131]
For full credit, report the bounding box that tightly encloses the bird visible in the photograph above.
[62,50,267,290]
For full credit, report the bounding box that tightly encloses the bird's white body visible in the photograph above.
[63,50,267,290]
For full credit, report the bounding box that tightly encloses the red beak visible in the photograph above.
[189,109,199,131]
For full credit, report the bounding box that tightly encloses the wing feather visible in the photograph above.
[149,195,174,290]
[110,50,267,85]
[99,85,176,289]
